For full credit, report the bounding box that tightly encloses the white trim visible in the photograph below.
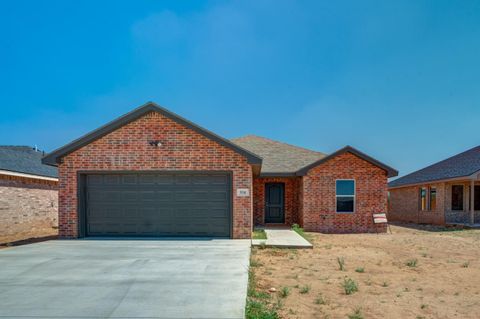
[0,169,58,182]
[335,179,355,213]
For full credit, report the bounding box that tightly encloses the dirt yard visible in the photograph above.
[248,224,480,319]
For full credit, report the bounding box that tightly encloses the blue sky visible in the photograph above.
[1,0,479,178]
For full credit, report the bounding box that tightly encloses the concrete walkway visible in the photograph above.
[252,228,312,249]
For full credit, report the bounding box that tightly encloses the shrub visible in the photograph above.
[342,278,359,295]
[355,267,365,273]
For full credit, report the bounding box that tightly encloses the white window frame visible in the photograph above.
[335,179,355,213]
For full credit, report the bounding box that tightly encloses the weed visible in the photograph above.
[300,285,311,294]
[337,257,346,271]
[294,284,299,288]
[252,229,267,240]
[382,281,389,287]
[292,224,313,242]
[279,287,290,298]
[348,308,364,319]
[355,267,365,273]
[462,261,470,268]
[421,252,428,257]
[315,294,326,305]
[250,258,262,268]
[420,304,428,309]
[342,278,359,295]
[246,268,279,319]
[245,299,279,319]
[406,259,418,267]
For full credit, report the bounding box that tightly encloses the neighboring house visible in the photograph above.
[42,102,397,239]
[388,146,480,225]
[0,146,58,244]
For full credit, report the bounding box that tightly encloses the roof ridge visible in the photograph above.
[231,135,326,155]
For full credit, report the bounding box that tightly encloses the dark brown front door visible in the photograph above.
[265,183,285,223]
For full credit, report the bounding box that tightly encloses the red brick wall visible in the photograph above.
[252,177,301,226]
[301,152,388,233]
[0,175,58,244]
[388,184,446,225]
[58,111,253,239]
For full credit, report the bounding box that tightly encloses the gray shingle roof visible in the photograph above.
[0,146,58,178]
[230,135,326,175]
[389,146,480,188]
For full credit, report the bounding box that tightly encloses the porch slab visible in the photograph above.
[252,228,312,249]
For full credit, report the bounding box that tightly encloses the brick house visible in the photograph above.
[388,146,480,226]
[0,146,58,244]
[42,102,397,239]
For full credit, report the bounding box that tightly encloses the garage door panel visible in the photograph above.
[156,175,174,184]
[84,172,231,237]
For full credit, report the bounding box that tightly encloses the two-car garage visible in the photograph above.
[42,102,261,239]
[81,172,232,238]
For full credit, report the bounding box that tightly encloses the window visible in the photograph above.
[429,187,437,211]
[452,185,464,211]
[336,180,355,213]
[472,185,480,211]
[419,187,427,211]
[473,185,480,210]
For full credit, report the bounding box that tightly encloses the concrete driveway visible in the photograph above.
[0,239,251,319]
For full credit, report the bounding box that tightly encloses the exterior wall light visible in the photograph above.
[148,140,162,147]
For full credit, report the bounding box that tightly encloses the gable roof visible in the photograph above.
[389,145,480,188]
[231,135,326,176]
[296,145,398,178]
[42,102,262,166]
[0,146,58,178]
[231,137,397,178]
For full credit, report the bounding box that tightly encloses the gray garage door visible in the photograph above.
[84,172,231,237]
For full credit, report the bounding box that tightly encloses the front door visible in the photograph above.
[265,183,285,223]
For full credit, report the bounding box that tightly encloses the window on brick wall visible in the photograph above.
[476,186,480,211]
[336,180,355,213]
[468,185,480,211]
[452,185,464,211]
[419,187,427,211]
[429,187,437,211]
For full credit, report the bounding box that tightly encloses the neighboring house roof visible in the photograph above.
[0,146,58,178]
[231,135,326,176]
[42,102,262,166]
[389,146,480,188]
[231,136,398,178]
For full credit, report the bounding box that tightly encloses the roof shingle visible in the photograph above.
[389,146,480,188]
[230,135,326,175]
[0,146,58,178]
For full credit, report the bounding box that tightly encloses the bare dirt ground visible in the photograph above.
[250,224,480,319]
